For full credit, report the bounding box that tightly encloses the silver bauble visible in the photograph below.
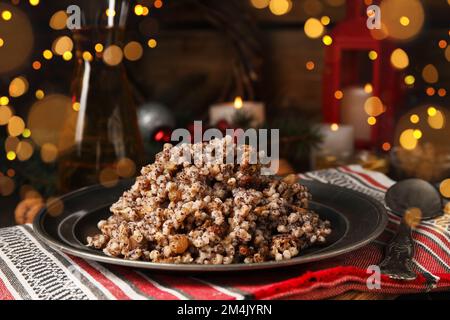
[137,102,175,144]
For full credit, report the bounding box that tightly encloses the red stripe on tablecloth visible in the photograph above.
[112,268,182,300]
[414,233,450,267]
[414,239,449,274]
[0,277,14,300]
[248,266,432,299]
[340,166,388,190]
[420,224,450,249]
[154,274,235,300]
[70,256,130,300]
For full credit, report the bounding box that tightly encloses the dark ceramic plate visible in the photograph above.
[33,179,388,272]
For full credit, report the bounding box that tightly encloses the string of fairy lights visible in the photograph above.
[0,0,450,200]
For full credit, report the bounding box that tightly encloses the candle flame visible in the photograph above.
[330,123,339,131]
[234,96,243,109]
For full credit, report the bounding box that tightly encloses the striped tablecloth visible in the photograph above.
[1,165,449,300]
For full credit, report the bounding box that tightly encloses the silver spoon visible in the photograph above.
[380,179,443,280]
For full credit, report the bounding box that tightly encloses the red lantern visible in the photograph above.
[322,0,403,149]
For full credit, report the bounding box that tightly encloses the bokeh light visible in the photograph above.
[16,140,34,161]
[27,94,75,151]
[0,105,13,125]
[364,83,373,93]
[5,136,19,152]
[0,4,34,73]
[99,167,119,188]
[0,96,9,106]
[40,143,58,163]
[8,116,25,137]
[334,90,343,100]
[413,129,422,139]
[95,43,104,53]
[32,61,41,70]
[250,0,270,9]
[0,176,15,196]
[1,10,12,21]
[320,16,330,26]
[426,87,435,96]
[269,0,292,16]
[43,49,53,60]
[72,102,80,112]
[62,51,73,61]
[428,109,445,130]
[440,179,450,198]
[368,50,378,60]
[52,36,73,56]
[116,158,136,178]
[103,45,123,66]
[422,64,439,84]
[367,116,377,125]
[380,0,424,41]
[390,48,409,69]
[322,35,332,46]
[134,5,144,15]
[427,106,437,117]
[9,76,29,97]
[410,114,420,124]
[404,75,415,85]
[82,51,93,62]
[305,61,315,71]
[364,96,384,117]
[49,10,67,30]
[382,142,391,151]
[148,38,157,48]
[22,128,31,138]
[124,41,143,61]
[304,18,324,39]
[35,89,44,100]
[399,129,418,150]
[404,207,422,228]
[105,8,116,17]
[399,16,410,26]
[46,197,64,217]
[6,151,16,161]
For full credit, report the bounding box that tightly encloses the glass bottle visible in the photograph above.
[58,0,144,193]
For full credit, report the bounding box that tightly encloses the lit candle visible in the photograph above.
[311,123,355,168]
[209,97,265,127]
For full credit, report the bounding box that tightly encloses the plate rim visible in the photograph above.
[33,180,388,272]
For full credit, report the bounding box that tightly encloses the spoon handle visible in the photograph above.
[380,219,417,281]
